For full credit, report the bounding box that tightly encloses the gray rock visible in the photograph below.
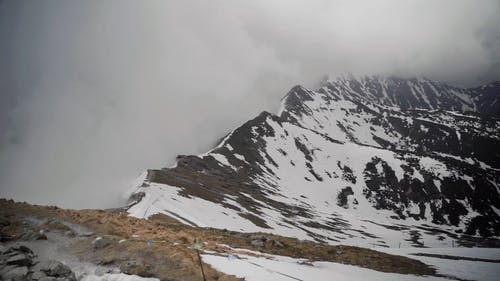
[20,231,48,241]
[79,232,94,237]
[32,260,73,278]
[32,260,52,273]
[0,244,6,254]
[64,230,76,237]
[271,239,284,248]
[0,265,17,276]
[48,262,73,277]
[39,277,56,281]
[1,266,28,280]
[0,232,14,242]
[31,270,47,280]
[1,253,12,263]
[250,239,264,247]
[94,267,113,276]
[5,245,34,255]
[36,260,72,277]
[93,237,111,249]
[6,253,33,266]
[249,234,268,241]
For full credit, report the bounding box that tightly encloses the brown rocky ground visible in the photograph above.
[0,199,438,281]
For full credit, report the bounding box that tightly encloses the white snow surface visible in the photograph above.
[127,114,494,247]
[126,78,500,247]
[82,273,159,281]
[201,248,454,281]
[378,248,500,281]
[200,246,500,281]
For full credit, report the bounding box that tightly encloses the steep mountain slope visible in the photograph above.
[318,74,476,112]
[127,75,500,247]
[470,81,500,117]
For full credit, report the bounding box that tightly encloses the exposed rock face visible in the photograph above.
[20,231,47,241]
[6,253,34,267]
[2,266,28,280]
[0,245,76,281]
[127,75,500,247]
[470,81,500,117]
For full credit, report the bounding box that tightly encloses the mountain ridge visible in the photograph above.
[127,75,500,247]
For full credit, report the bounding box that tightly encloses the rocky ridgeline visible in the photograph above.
[127,75,500,246]
[0,244,76,281]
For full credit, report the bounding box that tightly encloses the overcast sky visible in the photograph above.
[1,0,499,209]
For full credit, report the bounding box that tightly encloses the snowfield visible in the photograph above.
[82,273,159,281]
[202,247,500,281]
[378,248,500,281]
[126,76,500,248]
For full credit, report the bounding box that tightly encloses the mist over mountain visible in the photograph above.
[127,74,500,247]
[1,2,500,281]
[1,0,500,209]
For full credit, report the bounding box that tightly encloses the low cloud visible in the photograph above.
[1,0,499,208]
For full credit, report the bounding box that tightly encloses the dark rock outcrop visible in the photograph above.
[0,245,76,281]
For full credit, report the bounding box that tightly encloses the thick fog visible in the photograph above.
[1,0,499,208]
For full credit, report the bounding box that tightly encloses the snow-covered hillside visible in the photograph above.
[202,246,500,281]
[127,75,500,247]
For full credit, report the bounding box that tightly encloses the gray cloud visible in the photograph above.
[1,0,499,208]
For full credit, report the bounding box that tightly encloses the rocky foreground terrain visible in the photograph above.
[0,244,77,281]
[0,199,449,281]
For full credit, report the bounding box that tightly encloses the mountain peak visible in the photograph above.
[312,74,478,112]
[126,76,500,248]
[278,85,314,116]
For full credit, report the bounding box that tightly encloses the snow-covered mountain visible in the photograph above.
[470,81,500,117]
[127,75,500,247]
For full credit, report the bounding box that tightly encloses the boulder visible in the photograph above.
[250,239,264,247]
[0,265,17,276]
[32,260,52,272]
[20,230,48,241]
[93,237,111,249]
[32,260,75,280]
[40,219,73,234]
[6,253,33,266]
[64,230,76,238]
[1,266,28,280]
[5,245,34,255]
[31,270,48,280]
[0,232,14,242]
[47,261,73,277]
